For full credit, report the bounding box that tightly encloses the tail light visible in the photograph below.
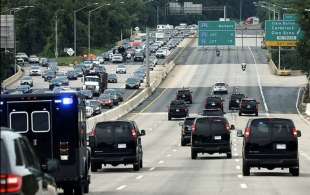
[89,128,96,136]
[0,174,22,193]
[59,141,69,161]
[244,128,251,140]
[225,123,230,132]
[131,129,137,140]
[192,124,197,134]
[292,128,298,138]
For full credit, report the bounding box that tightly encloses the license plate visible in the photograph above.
[214,136,222,140]
[176,109,180,112]
[212,103,216,106]
[276,144,286,150]
[118,144,126,149]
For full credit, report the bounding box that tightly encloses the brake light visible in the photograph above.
[89,128,96,136]
[192,124,197,133]
[292,128,298,138]
[131,129,137,140]
[225,123,230,132]
[245,128,251,139]
[0,174,22,193]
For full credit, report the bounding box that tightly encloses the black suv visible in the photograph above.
[89,120,146,172]
[176,89,192,104]
[229,93,245,110]
[168,100,189,120]
[237,118,301,176]
[191,117,234,159]
[0,127,58,195]
[239,98,259,116]
[179,117,196,146]
[205,96,223,111]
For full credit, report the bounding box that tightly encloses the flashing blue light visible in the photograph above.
[62,97,73,105]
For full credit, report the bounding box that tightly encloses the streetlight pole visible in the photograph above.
[55,9,64,58]
[74,3,98,57]
[146,27,150,88]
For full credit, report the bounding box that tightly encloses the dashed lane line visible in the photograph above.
[240,183,248,189]
[136,175,144,180]
[116,185,127,191]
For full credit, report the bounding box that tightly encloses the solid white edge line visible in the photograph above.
[248,46,269,116]
[149,167,156,171]
[236,165,241,170]
[240,183,248,189]
[116,185,127,191]
[158,160,165,164]
[136,175,144,180]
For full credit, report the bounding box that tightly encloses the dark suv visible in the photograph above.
[179,117,196,146]
[176,89,192,104]
[205,96,223,111]
[191,117,235,159]
[239,98,259,116]
[89,121,146,172]
[168,100,189,120]
[0,127,58,195]
[229,93,245,110]
[237,118,301,176]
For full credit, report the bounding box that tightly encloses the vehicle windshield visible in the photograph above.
[95,121,133,144]
[85,77,99,82]
[215,83,225,86]
[0,139,9,173]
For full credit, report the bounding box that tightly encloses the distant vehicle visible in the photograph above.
[212,82,228,94]
[108,73,118,83]
[40,57,49,67]
[82,71,108,96]
[116,64,126,74]
[49,77,68,90]
[96,56,104,64]
[216,49,220,56]
[191,116,234,159]
[85,99,101,116]
[179,117,196,146]
[168,100,188,120]
[79,89,93,99]
[67,70,79,80]
[98,94,113,109]
[28,55,40,63]
[205,96,224,111]
[74,67,84,77]
[239,98,259,116]
[134,52,145,62]
[0,92,91,194]
[16,57,25,65]
[237,118,301,176]
[0,128,58,195]
[29,66,41,76]
[245,16,260,25]
[176,88,192,104]
[20,76,33,87]
[156,49,170,58]
[104,89,123,105]
[88,120,146,172]
[202,108,224,117]
[44,70,56,82]
[229,93,246,110]
[16,84,32,94]
[112,54,124,63]
[125,77,140,89]
[15,52,29,61]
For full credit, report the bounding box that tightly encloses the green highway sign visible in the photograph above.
[198,21,236,46]
[265,20,303,46]
[283,14,298,21]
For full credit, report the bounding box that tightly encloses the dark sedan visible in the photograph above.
[67,70,78,80]
[125,78,140,89]
[108,74,118,83]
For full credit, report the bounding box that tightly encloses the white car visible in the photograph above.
[29,66,41,76]
[29,55,40,63]
[85,105,94,118]
[111,54,123,63]
[96,56,104,64]
[116,65,126,74]
[16,52,28,61]
[156,49,170,58]
[212,82,228,94]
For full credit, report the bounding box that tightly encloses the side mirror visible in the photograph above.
[237,130,244,137]
[230,125,235,130]
[89,136,96,148]
[140,130,146,136]
[46,159,59,173]
[297,130,301,137]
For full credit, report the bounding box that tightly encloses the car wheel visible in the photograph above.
[133,161,140,171]
[255,112,258,116]
[289,167,299,176]
[239,112,242,116]
[242,162,250,176]
[168,115,171,120]
[227,152,232,159]
[84,183,89,193]
[181,138,186,146]
[63,187,73,195]
[140,159,143,168]
[74,183,84,195]
[191,150,197,159]
[91,162,100,172]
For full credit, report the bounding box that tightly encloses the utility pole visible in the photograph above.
[146,27,150,88]
[88,12,91,54]
[156,6,159,25]
[74,11,77,56]
[55,14,58,58]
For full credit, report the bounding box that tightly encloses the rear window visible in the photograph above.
[31,111,50,132]
[196,118,227,134]
[95,122,133,143]
[207,98,221,103]
[243,100,256,106]
[250,119,294,139]
[170,100,185,107]
[0,139,9,173]
[177,90,190,95]
[10,112,28,133]
[184,118,195,126]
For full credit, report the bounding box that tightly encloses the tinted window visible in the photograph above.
[32,111,50,132]
[0,139,9,173]
[14,140,23,166]
[184,118,195,126]
[10,112,28,133]
[196,118,227,134]
[95,122,133,143]
[19,138,40,169]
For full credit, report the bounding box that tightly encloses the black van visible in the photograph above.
[89,120,146,172]
[237,118,301,176]
[0,92,90,195]
[191,117,235,159]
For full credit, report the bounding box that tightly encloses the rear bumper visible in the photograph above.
[192,144,231,153]
[240,109,257,114]
[169,112,188,118]
[91,155,137,164]
[244,158,298,168]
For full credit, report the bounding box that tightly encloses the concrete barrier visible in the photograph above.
[268,59,304,76]
[2,66,24,88]
[86,38,194,132]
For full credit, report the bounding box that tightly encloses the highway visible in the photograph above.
[86,38,310,195]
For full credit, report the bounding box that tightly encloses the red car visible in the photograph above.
[98,94,113,109]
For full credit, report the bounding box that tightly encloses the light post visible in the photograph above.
[74,3,98,56]
[55,9,64,58]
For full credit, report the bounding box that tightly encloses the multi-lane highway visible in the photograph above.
[86,38,309,195]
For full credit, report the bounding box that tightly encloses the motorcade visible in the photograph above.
[239,98,259,116]
[168,100,188,120]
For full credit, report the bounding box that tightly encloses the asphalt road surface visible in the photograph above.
[86,37,310,195]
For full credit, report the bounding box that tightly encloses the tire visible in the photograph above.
[74,184,84,195]
[239,112,242,116]
[133,161,140,171]
[227,152,232,159]
[140,159,143,168]
[63,187,73,195]
[191,150,197,159]
[181,138,186,146]
[168,115,171,121]
[290,167,299,176]
[242,162,250,176]
[255,112,258,116]
[84,183,89,193]
[91,162,100,172]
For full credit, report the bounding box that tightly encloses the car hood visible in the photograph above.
[84,81,99,85]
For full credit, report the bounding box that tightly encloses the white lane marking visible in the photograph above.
[296,88,310,125]
[236,165,241,170]
[173,149,178,152]
[166,154,172,157]
[136,175,144,180]
[116,185,127,191]
[158,160,165,164]
[233,153,238,156]
[234,148,237,151]
[248,46,269,116]
[300,151,310,161]
[235,159,240,162]
[240,183,248,189]
[237,174,243,179]
[149,167,156,171]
